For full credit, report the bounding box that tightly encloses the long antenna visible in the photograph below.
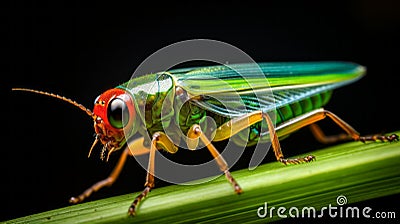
[12,88,94,118]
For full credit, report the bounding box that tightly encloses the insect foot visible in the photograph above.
[279,155,316,165]
[128,186,151,216]
[69,196,83,204]
[359,133,399,143]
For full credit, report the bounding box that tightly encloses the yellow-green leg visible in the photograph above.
[213,110,315,165]
[277,109,398,143]
[214,108,398,165]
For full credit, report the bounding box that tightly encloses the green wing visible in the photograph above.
[170,62,365,117]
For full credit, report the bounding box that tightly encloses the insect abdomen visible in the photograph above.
[233,90,333,146]
[275,90,333,125]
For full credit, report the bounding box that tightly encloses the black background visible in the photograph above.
[4,1,400,221]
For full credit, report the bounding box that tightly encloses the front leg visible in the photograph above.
[70,137,153,204]
[69,147,130,204]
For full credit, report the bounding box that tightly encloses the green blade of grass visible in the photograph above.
[7,131,400,223]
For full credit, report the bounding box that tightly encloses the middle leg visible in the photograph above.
[128,132,177,216]
[187,125,243,194]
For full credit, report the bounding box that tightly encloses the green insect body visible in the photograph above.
[118,62,361,147]
[14,61,397,216]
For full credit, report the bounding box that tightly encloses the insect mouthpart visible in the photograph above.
[87,134,99,158]
[87,133,117,162]
[100,142,116,162]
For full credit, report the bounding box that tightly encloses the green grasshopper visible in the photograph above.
[13,61,398,215]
